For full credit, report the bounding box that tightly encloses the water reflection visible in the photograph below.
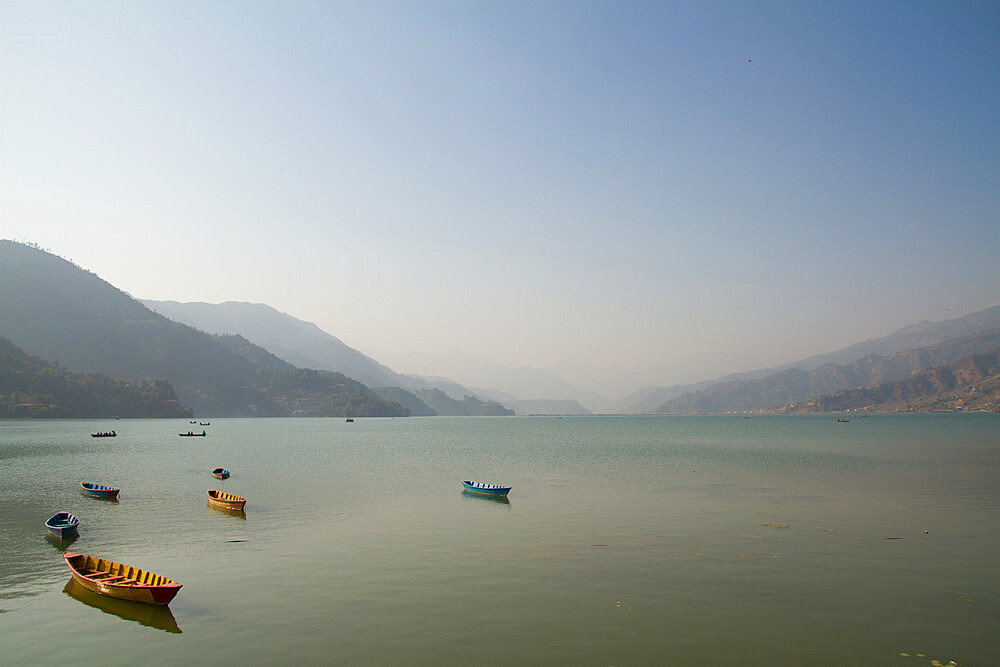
[45,532,79,551]
[62,579,181,633]
[461,490,511,506]
[81,494,119,504]
[208,503,247,519]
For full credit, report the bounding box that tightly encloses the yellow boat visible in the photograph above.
[207,489,246,511]
[63,552,182,605]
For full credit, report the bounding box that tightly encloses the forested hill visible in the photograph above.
[0,241,407,417]
[0,337,192,418]
[413,388,515,416]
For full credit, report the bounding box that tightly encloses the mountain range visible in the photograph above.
[3,239,998,416]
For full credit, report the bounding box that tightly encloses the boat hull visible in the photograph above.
[461,480,511,496]
[81,483,120,499]
[207,489,246,511]
[211,468,230,479]
[63,552,181,606]
[45,513,80,538]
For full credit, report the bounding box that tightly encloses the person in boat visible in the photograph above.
[201,430,206,436]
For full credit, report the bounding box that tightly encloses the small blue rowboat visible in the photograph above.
[461,480,511,497]
[211,467,230,479]
[81,482,120,499]
[45,512,80,538]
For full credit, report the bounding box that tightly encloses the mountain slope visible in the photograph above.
[0,241,406,417]
[143,300,406,390]
[774,348,1000,413]
[608,304,1000,414]
[657,327,1000,414]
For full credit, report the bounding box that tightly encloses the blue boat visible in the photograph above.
[45,511,80,538]
[81,482,120,499]
[211,467,230,479]
[461,480,511,497]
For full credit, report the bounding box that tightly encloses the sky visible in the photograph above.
[2,1,998,398]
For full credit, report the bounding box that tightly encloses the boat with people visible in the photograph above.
[91,431,117,437]
[211,467,230,479]
[81,482,120,499]
[200,422,211,426]
[63,552,182,605]
[179,430,207,437]
[207,489,246,511]
[45,511,80,538]
[461,480,511,497]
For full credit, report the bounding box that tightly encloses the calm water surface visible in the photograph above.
[1,415,998,665]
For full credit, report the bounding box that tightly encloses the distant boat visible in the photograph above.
[91,431,117,438]
[189,421,197,424]
[200,422,211,426]
[179,430,207,437]
[63,552,182,606]
[207,489,246,511]
[211,467,230,479]
[81,482,120,499]
[345,418,354,422]
[837,418,850,422]
[461,480,511,497]
[45,511,80,538]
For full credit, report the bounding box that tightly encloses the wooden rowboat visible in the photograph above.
[211,467,230,479]
[461,480,511,497]
[45,511,80,538]
[207,489,246,511]
[81,482,120,499]
[63,552,182,605]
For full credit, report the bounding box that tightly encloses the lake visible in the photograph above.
[1,415,998,665]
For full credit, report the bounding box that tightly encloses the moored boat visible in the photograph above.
[91,431,117,437]
[81,482,120,499]
[63,552,182,605]
[179,430,206,436]
[211,467,230,479]
[207,489,246,510]
[461,480,511,497]
[45,511,80,538]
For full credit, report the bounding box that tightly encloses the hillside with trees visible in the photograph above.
[413,388,514,416]
[0,337,192,418]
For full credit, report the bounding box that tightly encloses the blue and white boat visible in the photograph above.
[461,480,511,497]
[45,511,80,538]
[81,482,120,499]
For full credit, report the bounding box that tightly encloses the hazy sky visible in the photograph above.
[2,1,998,395]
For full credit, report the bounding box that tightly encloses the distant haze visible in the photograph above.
[3,2,997,390]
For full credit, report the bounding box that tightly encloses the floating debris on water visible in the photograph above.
[760,522,790,529]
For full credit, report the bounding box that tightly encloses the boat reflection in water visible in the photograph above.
[46,532,79,551]
[207,502,247,520]
[63,579,182,633]
[461,490,511,506]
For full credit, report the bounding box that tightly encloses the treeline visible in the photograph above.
[0,337,192,418]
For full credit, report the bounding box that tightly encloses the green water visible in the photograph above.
[1,415,998,665]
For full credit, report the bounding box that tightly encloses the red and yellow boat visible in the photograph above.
[207,489,246,511]
[63,552,182,605]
